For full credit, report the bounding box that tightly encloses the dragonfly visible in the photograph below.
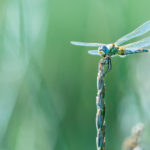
[71,21,150,75]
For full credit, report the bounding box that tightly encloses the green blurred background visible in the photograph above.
[0,0,150,150]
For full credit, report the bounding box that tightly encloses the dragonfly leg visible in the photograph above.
[109,57,112,70]
[103,57,109,76]
[103,57,111,76]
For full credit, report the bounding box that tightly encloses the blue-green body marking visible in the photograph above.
[125,49,149,54]
[109,46,119,55]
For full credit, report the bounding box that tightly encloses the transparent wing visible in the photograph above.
[121,36,150,50]
[88,50,100,55]
[115,20,150,45]
[71,41,105,47]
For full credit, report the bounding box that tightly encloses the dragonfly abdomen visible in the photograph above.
[125,49,149,54]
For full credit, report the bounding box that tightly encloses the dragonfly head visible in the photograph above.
[98,45,109,55]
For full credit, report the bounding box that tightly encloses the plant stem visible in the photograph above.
[96,58,106,150]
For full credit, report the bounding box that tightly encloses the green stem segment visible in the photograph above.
[96,58,106,150]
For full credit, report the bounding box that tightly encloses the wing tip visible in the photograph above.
[70,41,79,45]
[70,41,75,44]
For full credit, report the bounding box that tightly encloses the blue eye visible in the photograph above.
[102,46,109,54]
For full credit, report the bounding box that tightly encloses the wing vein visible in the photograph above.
[115,21,150,45]
[121,36,150,50]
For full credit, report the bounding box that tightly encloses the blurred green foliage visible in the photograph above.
[0,0,150,150]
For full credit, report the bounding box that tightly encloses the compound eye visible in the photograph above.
[103,46,107,52]
[103,46,109,54]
